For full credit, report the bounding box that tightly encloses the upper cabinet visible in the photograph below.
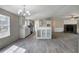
[39,20,51,27]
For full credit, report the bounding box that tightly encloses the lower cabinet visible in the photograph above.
[36,27,52,39]
[20,27,30,38]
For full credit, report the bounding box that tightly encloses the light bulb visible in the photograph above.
[23,13,26,16]
[26,11,29,13]
[18,9,22,14]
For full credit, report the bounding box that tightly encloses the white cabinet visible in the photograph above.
[36,27,52,39]
[20,26,30,38]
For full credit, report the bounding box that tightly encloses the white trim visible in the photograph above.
[0,14,10,39]
[0,32,10,39]
[54,28,64,32]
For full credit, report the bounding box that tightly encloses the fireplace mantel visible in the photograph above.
[64,20,77,25]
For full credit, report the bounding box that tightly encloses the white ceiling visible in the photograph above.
[0,5,79,19]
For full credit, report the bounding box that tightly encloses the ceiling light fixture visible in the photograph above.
[18,5,31,17]
[65,13,79,19]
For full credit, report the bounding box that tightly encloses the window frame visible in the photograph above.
[0,14,10,39]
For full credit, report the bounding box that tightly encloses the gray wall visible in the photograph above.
[52,17,64,32]
[77,20,79,33]
[0,8,19,48]
[78,39,79,53]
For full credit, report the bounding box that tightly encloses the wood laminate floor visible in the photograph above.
[0,32,78,53]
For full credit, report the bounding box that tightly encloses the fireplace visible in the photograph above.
[64,24,77,34]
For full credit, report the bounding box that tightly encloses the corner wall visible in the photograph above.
[0,8,19,48]
[48,17,64,32]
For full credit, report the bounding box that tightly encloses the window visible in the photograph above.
[0,14,10,38]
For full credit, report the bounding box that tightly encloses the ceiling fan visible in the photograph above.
[65,13,79,19]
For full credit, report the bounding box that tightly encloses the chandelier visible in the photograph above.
[18,5,31,17]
